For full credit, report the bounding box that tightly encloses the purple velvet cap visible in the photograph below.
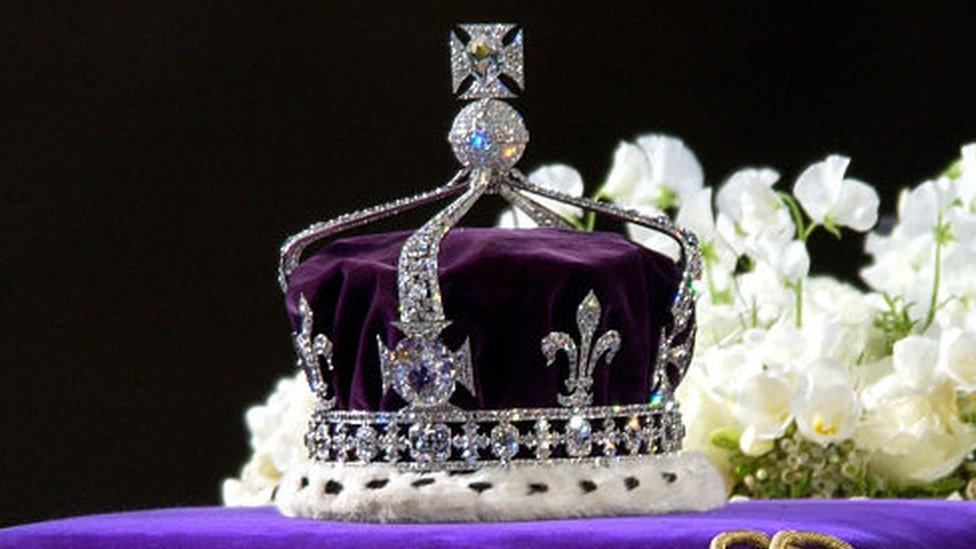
[285,227,681,412]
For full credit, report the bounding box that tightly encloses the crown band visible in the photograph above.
[306,401,684,472]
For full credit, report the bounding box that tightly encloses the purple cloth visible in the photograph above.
[284,228,682,411]
[3,501,975,548]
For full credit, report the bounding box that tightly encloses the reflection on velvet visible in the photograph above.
[3,500,975,548]
[283,228,681,411]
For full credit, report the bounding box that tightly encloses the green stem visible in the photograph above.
[923,218,945,331]
[583,211,597,231]
[777,191,810,327]
[778,191,808,242]
[583,189,605,232]
[705,260,720,301]
[801,222,819,241]
[560,214,585,230]
[794,279,803,328]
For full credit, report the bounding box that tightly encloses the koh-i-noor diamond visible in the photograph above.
[382,336,463,407]
[280,23,702,472]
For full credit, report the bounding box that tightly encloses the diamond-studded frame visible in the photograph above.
[278,22,701,474]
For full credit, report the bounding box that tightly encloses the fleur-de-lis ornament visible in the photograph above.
[542,291,622,407]
[294,294,336,409]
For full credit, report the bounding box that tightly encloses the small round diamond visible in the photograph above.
[490,422,520,460]
[449,98,528,170]
[408,422,452,463]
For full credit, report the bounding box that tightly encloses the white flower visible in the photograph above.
[676,365,739,484]
[898,178,956,237]
[793,155,879,232]
[891,335,940,392]
[601,141,651,204]
[678,189,737,274]
[792,360,860,445]
[939,328,976,391]
[715,167,794,255]
[856,381,976,485]
[600,135,702,209]
[735,262,794,325]
[727,370,793,454]
[954,143,976,207]
[497,164,584,228]
[223,374,314,506]
[752,239,810,284]
[635,134,703,208]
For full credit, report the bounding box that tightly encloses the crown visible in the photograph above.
[277,24,702,489]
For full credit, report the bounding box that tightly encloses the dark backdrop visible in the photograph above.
[3,2,974,526]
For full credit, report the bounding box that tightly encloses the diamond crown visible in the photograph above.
[277,24,701,471]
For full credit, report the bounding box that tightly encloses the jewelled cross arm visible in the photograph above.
[495,184,575,229]
[278,171,468,292]
[505,170,702,395]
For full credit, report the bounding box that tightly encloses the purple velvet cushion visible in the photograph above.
[284,227,680,411]
[4,501,975,548]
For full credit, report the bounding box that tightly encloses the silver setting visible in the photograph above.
[453,420,488,466]
[294,294,335,409]
[543,291,622,408]
[304,402,682,472]
[278,23,702,475]
[450,23,523,99]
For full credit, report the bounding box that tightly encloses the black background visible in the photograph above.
[3,2,975,526]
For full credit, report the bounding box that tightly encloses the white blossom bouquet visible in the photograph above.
[224,137,976,505]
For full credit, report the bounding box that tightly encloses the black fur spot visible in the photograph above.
[365,479,389,489]
[299,477,309,489]
[448,470,476,476]
[661,472,677,484]
[579,480,598,493]
[271,485,279,499]
[468,482,493,494]
[527,483,548,495]
[624,476,640,491]
[324,480,343,495]
[411,477,436,488]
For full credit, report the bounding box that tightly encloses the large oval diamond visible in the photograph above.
[565,415,593,458]
[389,336,457,407]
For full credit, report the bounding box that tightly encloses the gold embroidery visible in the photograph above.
[710,529,853,549]
[710,530,770,549]
[770,530,853,549]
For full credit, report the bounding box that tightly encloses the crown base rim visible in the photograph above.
[275,451,726,522]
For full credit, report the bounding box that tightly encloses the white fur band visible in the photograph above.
[275,451,726,522]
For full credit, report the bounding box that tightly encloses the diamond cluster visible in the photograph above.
[449,99,528,170]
